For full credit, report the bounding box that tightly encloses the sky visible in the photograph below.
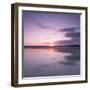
[22,10,80,46]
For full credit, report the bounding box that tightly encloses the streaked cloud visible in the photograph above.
[59,27,80,33]
[36,22,54,29]
[54,27,80,46]
[66,32,80,38]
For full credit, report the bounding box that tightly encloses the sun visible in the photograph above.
[49,43,54,47]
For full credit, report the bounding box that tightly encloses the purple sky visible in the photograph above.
[22,10,80,46]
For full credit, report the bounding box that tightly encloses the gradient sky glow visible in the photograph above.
[22,10,80,46]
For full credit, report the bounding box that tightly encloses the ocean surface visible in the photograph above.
[23,47,80,77]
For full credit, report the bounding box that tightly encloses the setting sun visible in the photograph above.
[49,43,54,47]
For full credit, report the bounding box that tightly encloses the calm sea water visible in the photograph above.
[23,47,80,77]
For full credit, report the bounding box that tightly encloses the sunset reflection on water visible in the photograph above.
[23,47,80,78]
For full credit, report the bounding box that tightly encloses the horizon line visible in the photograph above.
[24,45,80,47]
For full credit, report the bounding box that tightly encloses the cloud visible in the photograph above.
[54,27,80,46]
[54,32,80,46]
[54,40,80,46]
[59,27,80,33]
[54,37,80,46]
[66,32,80,38]
[36,22,54,29]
